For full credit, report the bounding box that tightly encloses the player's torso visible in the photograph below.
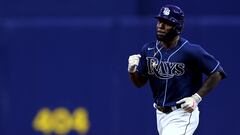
[143,38,201,106]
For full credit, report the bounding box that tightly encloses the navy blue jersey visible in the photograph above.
[137,38,226,107]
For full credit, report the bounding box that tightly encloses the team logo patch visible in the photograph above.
[162,7,170,16]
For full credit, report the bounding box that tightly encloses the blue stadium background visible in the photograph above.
[0,0,239,135]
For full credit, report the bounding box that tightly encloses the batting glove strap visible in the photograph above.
[191,93,202,104]
[128,65,137,73]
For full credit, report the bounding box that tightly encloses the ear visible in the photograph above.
[173,26,181,34]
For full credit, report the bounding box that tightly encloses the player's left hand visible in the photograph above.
[176,93,202,113]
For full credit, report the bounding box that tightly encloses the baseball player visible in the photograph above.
[128,4,226,135]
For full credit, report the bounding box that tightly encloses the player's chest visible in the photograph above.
[146,47,187,62]
[145,48,189,79]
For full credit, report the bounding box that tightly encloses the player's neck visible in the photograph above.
[161,36,180,49]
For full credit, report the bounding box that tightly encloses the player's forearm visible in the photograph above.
[129,72,148,88]
[197,71,223,98]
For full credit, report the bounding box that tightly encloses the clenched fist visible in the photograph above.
[128,54,141,73]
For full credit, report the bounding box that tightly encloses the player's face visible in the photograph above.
[156,19,174,39]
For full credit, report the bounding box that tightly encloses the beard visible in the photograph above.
[156,29,179,42]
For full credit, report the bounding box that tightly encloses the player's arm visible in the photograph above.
[196,71,223,98]
[129,72,148,88]
[177,45,227,112]
[128,54,148,88]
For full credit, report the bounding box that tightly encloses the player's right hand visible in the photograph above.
[128,54,141,73]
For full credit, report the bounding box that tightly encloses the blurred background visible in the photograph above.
[0,0,239,135]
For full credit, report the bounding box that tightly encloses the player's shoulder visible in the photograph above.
[182,38,205,52]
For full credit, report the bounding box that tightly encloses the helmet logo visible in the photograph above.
[162,7,170,16]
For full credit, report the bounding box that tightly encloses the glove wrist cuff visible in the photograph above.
[192,93,202,104]
[128,65,137,73]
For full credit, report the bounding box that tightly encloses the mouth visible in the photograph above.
[157,31,166,36]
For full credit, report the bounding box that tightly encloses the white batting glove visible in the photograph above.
[128,54,141,73]
[176,93,202,113]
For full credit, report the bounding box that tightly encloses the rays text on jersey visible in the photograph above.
[146,57,185,79]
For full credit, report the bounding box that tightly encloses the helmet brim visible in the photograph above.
[154,16,177,26]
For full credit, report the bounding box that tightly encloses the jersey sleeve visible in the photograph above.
[136,44,148,77]
[195,45,226,78]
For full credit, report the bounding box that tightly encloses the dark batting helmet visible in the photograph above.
[155,4,184,34]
